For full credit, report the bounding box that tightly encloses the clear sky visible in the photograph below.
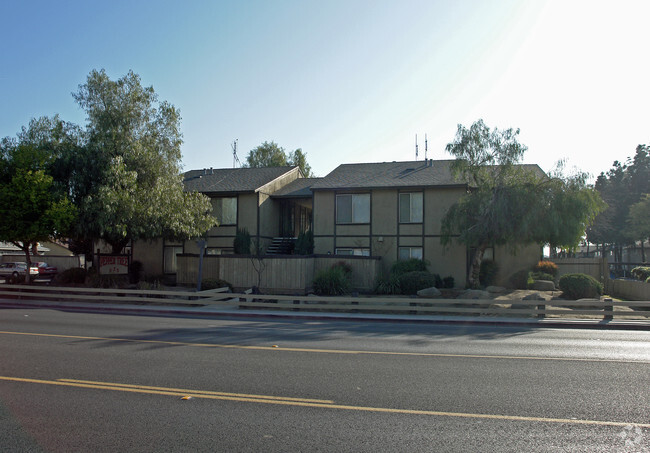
[1,0,648,179]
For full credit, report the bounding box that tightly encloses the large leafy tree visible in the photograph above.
[245,141,313,177]
[587,145,650,262]
[441,120,604,288]
[0,139,77,283]
[73,69,215,253]
[627,194,650,262]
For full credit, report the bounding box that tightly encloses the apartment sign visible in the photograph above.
[99,255,129,275]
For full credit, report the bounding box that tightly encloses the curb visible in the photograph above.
[1,299,649,331]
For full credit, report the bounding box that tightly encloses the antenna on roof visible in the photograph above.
[415,134,419,161]
[425,134,428,160]
[232,139,240,168]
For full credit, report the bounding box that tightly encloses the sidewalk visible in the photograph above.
[1,297,649,330]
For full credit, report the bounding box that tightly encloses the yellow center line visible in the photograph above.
[0,375,647,429]
[0,330,648,364]
[58,379,334,404]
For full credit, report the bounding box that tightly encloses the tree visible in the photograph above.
[72,69,215,253]
[0,142,76,283]
[441,120,604,288]
[628,194,650,262]
[288,148,313,177]
[245,141,313,177]
[587,145,650,262]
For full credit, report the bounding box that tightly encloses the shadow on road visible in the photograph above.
[81,317,539,351]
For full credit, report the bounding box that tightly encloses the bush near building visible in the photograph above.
[631,266,650,282]
[558,273,603,300]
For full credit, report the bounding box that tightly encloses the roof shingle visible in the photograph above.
[183,166,296,194]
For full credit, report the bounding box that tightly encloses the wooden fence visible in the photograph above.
[1,285,648,321]
[552,257,607,281]
[176,254,381,294]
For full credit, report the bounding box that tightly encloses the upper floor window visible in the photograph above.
[336,194,370,224]
[336,248,370,256]
[399,192,423,223]
[398,246,423,260]
[213,197,237,225]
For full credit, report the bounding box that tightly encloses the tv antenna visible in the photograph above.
[232,139,240,168]
[425,134,428,160]
[415,134,419,160]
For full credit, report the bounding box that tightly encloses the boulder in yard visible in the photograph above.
[417,287,441,298]
[531,280,556,291]
[459,289,491,300]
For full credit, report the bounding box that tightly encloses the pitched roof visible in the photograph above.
[310,160,461,190]
[310,160,545,190]
[271,177,321,198]
[183,166,297,194]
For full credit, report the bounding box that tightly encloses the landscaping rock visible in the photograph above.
[531,280,556,291]
[486,286,507,294]
[523,292,545,301]
[459,289,491,300]
[417,287,441,298]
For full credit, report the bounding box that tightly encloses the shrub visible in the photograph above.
[201,278,232,291]
[631,266,650,282]
[508,269,533,290]
[559,273,603,300]
[431,273,443,288]
[479,259,499,287]
[397,271,436,295]
[233,228,251,254]
[647,276,650,283]
[530,271,555,282]
[55,267,87,284]
[390,258,429,277]
[441,276,455,289]
[333,261,353,276]
[534,260,558,277]
[313,265,352,295]
[374,275,401,295]
[294,230,314,255]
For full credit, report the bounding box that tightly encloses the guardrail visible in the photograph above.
[1,285,649,320]
[0,285,233,305]
[233,294,650,320]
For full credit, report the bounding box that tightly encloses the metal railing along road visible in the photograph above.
[1,285,649,321]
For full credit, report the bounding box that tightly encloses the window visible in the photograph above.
[213,197,237,225]
[399,192,423,223]
[336,194,370,224]
[206,248,233,255]
[336,248,370,256]
[163,246,183,273]
[399,247,423,260]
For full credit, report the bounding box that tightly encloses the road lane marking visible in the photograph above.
[0,330,649,364]
[58,379,334,403]
[0,375,648,429]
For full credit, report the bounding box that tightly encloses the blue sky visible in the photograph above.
[1,0,648,179]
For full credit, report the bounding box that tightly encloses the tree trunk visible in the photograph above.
[467,244,487,289]
[109,237,130,255]
[20,242,33,284]
[641,239,646,263]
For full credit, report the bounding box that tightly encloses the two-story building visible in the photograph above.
[134,159,542,288]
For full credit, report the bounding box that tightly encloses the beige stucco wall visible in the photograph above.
[425,239,467,288]
[313,191,335,254]
[423,186,466,235]
[494,243,542,287]
[132,239,165,276]
[372,190,397,235]
[238,193,258,235]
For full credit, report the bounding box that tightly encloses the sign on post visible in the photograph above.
[99,255,129,275]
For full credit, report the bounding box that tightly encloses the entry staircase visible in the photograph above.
[266,237,296,255]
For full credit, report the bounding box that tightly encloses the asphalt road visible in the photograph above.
[0,308,648,452]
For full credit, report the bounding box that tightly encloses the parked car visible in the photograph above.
[34,262,58,277]
[0,262,39,283]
